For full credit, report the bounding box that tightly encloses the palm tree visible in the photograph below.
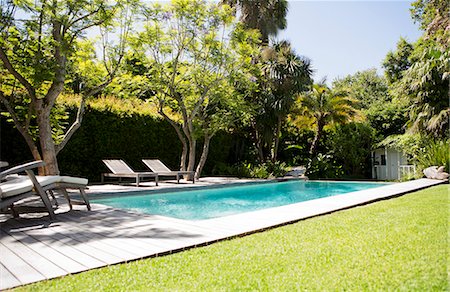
[252,41,312,161]
[222,0,288,45]
[297,83,360,156]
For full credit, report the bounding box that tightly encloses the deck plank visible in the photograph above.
[3,222,91,273]
[0,263,21,290]
[0,230,67,279]
[4,220,129,265]
[0,242,44,284]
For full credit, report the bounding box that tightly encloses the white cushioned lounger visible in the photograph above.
[0,161,90,219]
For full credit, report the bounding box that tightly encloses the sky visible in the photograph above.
[277,0,422,84]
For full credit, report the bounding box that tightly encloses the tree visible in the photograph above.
[130,0,259,178]
[327,122,375,178]
[382,38,414,85]
[222,0,288,45]
[0,0,133,174]
[332,69,408,139]
[250,41,312,162]
[385,0,449,138]
[295,83,360,156]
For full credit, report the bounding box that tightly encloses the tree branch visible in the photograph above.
[0,92,39,157]
[55,96,86,154]
[0,48,37,101]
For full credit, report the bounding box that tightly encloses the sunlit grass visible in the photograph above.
[17,184,448,291]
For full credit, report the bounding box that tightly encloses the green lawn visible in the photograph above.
[17,184,448,291]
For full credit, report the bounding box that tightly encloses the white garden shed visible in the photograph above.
[371,147,416,180]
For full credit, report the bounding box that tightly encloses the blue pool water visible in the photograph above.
[92,180,386,220]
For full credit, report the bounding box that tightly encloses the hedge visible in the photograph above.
[0,106,241,182]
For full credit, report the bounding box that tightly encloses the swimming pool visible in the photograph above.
[92,180,387,220]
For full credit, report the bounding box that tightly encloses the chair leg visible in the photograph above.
[177,174,180,184]
[60,189,73,210]
[136,176,140,187]
[25,169,56,220]
[155,175,159,186]
[37,190,56,220]
[79,189,91,211]
[48,190,59,207]
[10,204,19,218]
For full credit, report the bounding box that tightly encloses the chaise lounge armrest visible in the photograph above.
[0,161,45,180]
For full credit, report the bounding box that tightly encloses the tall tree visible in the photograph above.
[251,41,312,161]
[130,0,259,178]
[382,38,414,85]
[295,83,360,156]
[332,69,408,139]
[384,0,449,137]
[222,0,288,45]
[0,0,133,174]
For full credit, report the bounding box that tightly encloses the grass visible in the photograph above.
[16,184,448,291]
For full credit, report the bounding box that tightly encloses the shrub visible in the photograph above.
[326,123,375,178]
[306,154,344,179]
[416,139,449,173]
[212,161,289,179]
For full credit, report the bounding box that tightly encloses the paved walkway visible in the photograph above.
[0,178,446,289]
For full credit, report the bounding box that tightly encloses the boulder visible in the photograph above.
[285,166,306,177]
[423,166,449,180]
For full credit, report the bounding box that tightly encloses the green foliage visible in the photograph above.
[415,139,450,172]
[385,0,449,138]
[332,69,407,141]
[20,184,448,291]
[332,69,390,109]
[56,107,182,181]
[294,83,361,156]
[399,41,449,136]
[306,153,344,179]
[363,98,409,140]
[247,161,288,178]
[279,124,313,166]
[382,38,414,85]
[212,161,289,178]
[1,102,247,181]
[327,123,376,178]
[223,0,288,44]
[0,0,134,174]
[410,0,449,33]
[248,40,313,162]
[125,0,260,174]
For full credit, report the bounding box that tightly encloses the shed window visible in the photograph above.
[381,155,386,165]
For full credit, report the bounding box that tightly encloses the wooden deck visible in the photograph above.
[0,178,446,290]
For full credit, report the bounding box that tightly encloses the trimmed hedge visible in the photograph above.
[1,106,241,182]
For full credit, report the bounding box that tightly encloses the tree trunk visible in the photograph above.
[182,118,196,180]
[159,109,189,171]
[195,134,212,180]
[186,137,196,180]
[37,108,59,175]
[309,121,324,156]
[254,128,265,162]
[271,117,282,162]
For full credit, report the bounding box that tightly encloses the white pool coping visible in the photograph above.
[194,179,447,234]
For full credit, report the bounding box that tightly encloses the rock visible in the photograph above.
[437,166,445,173]
[423,166,449,180]
[285,166,306,177]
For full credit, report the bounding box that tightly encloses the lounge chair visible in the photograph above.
[0,161,90,219]
[101,159,159,187]
[142,159,195,184]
